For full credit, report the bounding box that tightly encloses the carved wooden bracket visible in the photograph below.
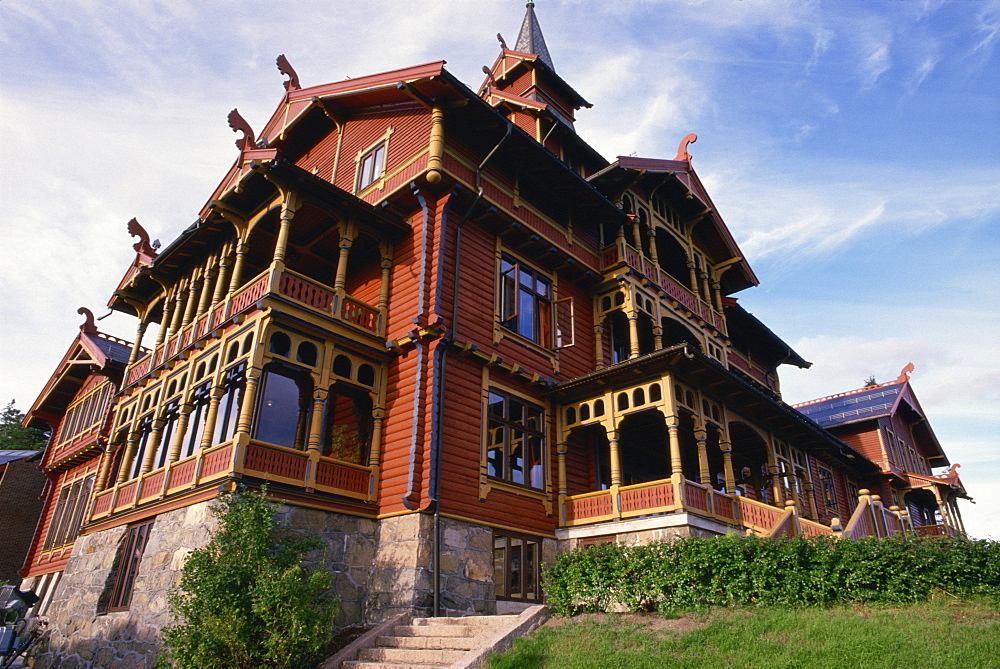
[227,108,256,151]
[674,133,698,161]
[78,307,98,335]
[276,54,301,91]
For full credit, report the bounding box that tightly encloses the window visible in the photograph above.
[254,365,312,450]
[182,382,212,459]
[818,466,838,512]
[356,142,385,191]
[43,475,95,550]
[493,532,542,602]
[128,414,154,480]
[500,256,554,345]
[211,363,246,446]
[105,518,154,612]
[486,390,545,489]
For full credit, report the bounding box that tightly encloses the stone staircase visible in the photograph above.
[322,606,548,669]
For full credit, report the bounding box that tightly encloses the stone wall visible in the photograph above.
[365,514,500,623]
[29,501,217,669]
[28,500,380,668]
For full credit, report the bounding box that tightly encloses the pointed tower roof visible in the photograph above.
[515,2,555,71]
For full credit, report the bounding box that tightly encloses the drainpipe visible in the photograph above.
[430,123,513,616]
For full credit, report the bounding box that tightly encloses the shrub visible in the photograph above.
[159,487,338,669]
[543,535,1000,615]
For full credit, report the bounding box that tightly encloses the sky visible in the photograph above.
[1,0,997,538]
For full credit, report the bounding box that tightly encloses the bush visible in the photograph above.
[543,535,1000,615]
[159,487,338,669]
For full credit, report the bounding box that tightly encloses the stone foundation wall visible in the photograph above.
[29,501,217,669]
[28,501,380,668]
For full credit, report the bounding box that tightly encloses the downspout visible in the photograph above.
[402,186,432,511]
[431,122,513,616]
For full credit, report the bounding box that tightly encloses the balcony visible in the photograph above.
[90,437,376,522]
[913,524,960,538]
[123,268,382,390]
[600,240,726,335]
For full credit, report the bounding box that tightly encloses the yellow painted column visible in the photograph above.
[227,242,249,295]
[333,236,354,295]
[426,106,444,184]
[139,418,166,474]
[180,269,202,329]
[95,443,116,492]
[272,200,296,265]
[127,320,148,367]
[694,424,709,486]
[117,432,141,484]
[167,403,193,463]
[198,387,225,450]
[557,442,568,525]
[155,288,174,347]
[719,438,735,494]
[306,388,328,455]
[627,311,640,359]
[235,368,262,437]
[212,243,233,307]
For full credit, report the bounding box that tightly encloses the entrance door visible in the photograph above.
[493,532,541,602]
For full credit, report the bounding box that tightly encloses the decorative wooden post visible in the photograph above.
[139,418,167,474]
[607,429,622,518]
[557,442,568,526]
[694,425,709,486]
[719,438,735,494]
[167,403,193,463]
[127,320,148,367]
[117,432,141,484]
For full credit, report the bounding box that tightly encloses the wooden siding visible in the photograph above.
[333,105,429,194]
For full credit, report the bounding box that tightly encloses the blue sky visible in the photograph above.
[1,0,997,537]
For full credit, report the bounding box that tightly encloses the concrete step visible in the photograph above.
[410,614,519,627]
[358,646,467,664]
[376,634,479,651]
[393,624,473,638]
[341,661,451,669]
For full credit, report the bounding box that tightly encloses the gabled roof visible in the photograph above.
[723,299,810,369]
[793,372,948,467]
[24,326,130,430]
[588,155,759,294]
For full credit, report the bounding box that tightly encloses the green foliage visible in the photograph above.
[0,400,48,450]
[160,487,338,669]
[544,535,1000,616]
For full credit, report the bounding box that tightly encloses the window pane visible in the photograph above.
[487,420,504,478]
[255,372,303,448]
[518,288,535,339]
[509,428,524,485]
[527,435,543,489]
[493,537,507,599]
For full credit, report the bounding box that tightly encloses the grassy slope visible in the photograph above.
[488,598,1000,668]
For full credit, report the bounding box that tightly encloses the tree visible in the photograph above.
[160,487,338,669]
[0,400,48,450]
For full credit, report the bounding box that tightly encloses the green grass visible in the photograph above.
[488,597,1000,668]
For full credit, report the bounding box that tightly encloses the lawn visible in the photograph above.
[488,597,1000,668]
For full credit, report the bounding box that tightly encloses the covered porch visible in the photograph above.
[550,346,878,539]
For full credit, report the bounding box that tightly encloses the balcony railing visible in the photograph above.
[913,524,959,538]
[90,437,375,522]
[600,240,726,334]
[563,478,738,528]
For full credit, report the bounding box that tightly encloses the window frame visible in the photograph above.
[105,518,154,613]
[356,141,386,192]
[493,531,543,602]
[498,254,575,350]
[485,388,546,491]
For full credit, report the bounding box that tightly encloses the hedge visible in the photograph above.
[543,535,1000,615]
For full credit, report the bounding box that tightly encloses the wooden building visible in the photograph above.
[17,4,969,665]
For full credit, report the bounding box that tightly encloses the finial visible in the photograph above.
[497,33,507,49]
[227,108,256,151]
[276,54,301,91]
[895,362,914,384]
[78,307,98,335]
[675,133,698,161]
[526,1,535,7]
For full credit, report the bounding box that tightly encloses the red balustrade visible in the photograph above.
[799,519,834,537]
[619,481,674,515]
[244,443,307,480]
[169,459,197,491]
[564,492,613,522]
[116,480,138,509]
[279,272,335,312]
[342,297,379,333]
[914,524,950,537]
[683,480,710,513]
[139,471,165,502]
[737,497,785,532]
[200,444,234,479]
[91,491,113,517]
[316,460,368,495]
[710,489,736,520]
[125,355,152,386]
[230,273,269,317]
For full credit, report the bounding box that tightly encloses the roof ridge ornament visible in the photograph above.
[895,362,915,384]
[276,54,301,91]
[675,133,698,161]
[77,307,98,335]
[227,108,256,151]
[126,218,158,259]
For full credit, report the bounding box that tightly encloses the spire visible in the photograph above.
[514,1,555,71]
